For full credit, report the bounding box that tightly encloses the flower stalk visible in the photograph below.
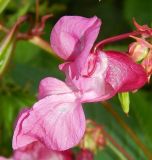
[93,29,152,53]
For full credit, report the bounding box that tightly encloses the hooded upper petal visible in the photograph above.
[51,16,101,74]
[13,94,85,151]
[105,51,147,92]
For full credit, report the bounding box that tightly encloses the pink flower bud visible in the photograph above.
[79,120,106,153]
[133,19,152,38]
[76,149,94,160]
[141,51,152,81]
[128,42,148,62]
[97,134,106,148]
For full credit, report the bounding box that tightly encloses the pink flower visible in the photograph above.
[50,16,101,75]
[51,16,147,101]
[13,78,85,151]
[1,141,73,160]
[60,50,147,102]
[12,16,148,152]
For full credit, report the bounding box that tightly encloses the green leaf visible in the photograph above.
[0,16,27,78]
[0,30,16,78]
[0,0,10,14]
[8,0,35,25]
[118,92,130,114]
[131,91,152,150]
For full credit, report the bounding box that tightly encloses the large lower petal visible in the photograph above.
[51,16,101,73]
[13,95,85,151]
[13,141,71,160]
[0,157,12,160]
[1,142,72,160]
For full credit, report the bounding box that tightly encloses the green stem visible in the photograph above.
[107,140,127,160]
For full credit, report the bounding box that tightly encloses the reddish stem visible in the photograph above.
[93,30,144,53]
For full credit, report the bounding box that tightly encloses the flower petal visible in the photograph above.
[60,51,147,103]
[0,157,12,160]
[51,16,101,73]
[38,77,74,99]
[105,51,148,92]
[13,95,85,151]
[13,141,69,160]
[60,53,115,103]
[12,109,37,150]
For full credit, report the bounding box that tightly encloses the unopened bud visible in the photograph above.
[118,92,130,114]
[62,150,74,160]
[97,134,106,148]
[141,51,152,81]
[128,42,148,62]
[79,120,106,153]
[76,149,94,160]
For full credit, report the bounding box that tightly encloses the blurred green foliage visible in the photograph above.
[0,0,152,159]
[0,0,10,14]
